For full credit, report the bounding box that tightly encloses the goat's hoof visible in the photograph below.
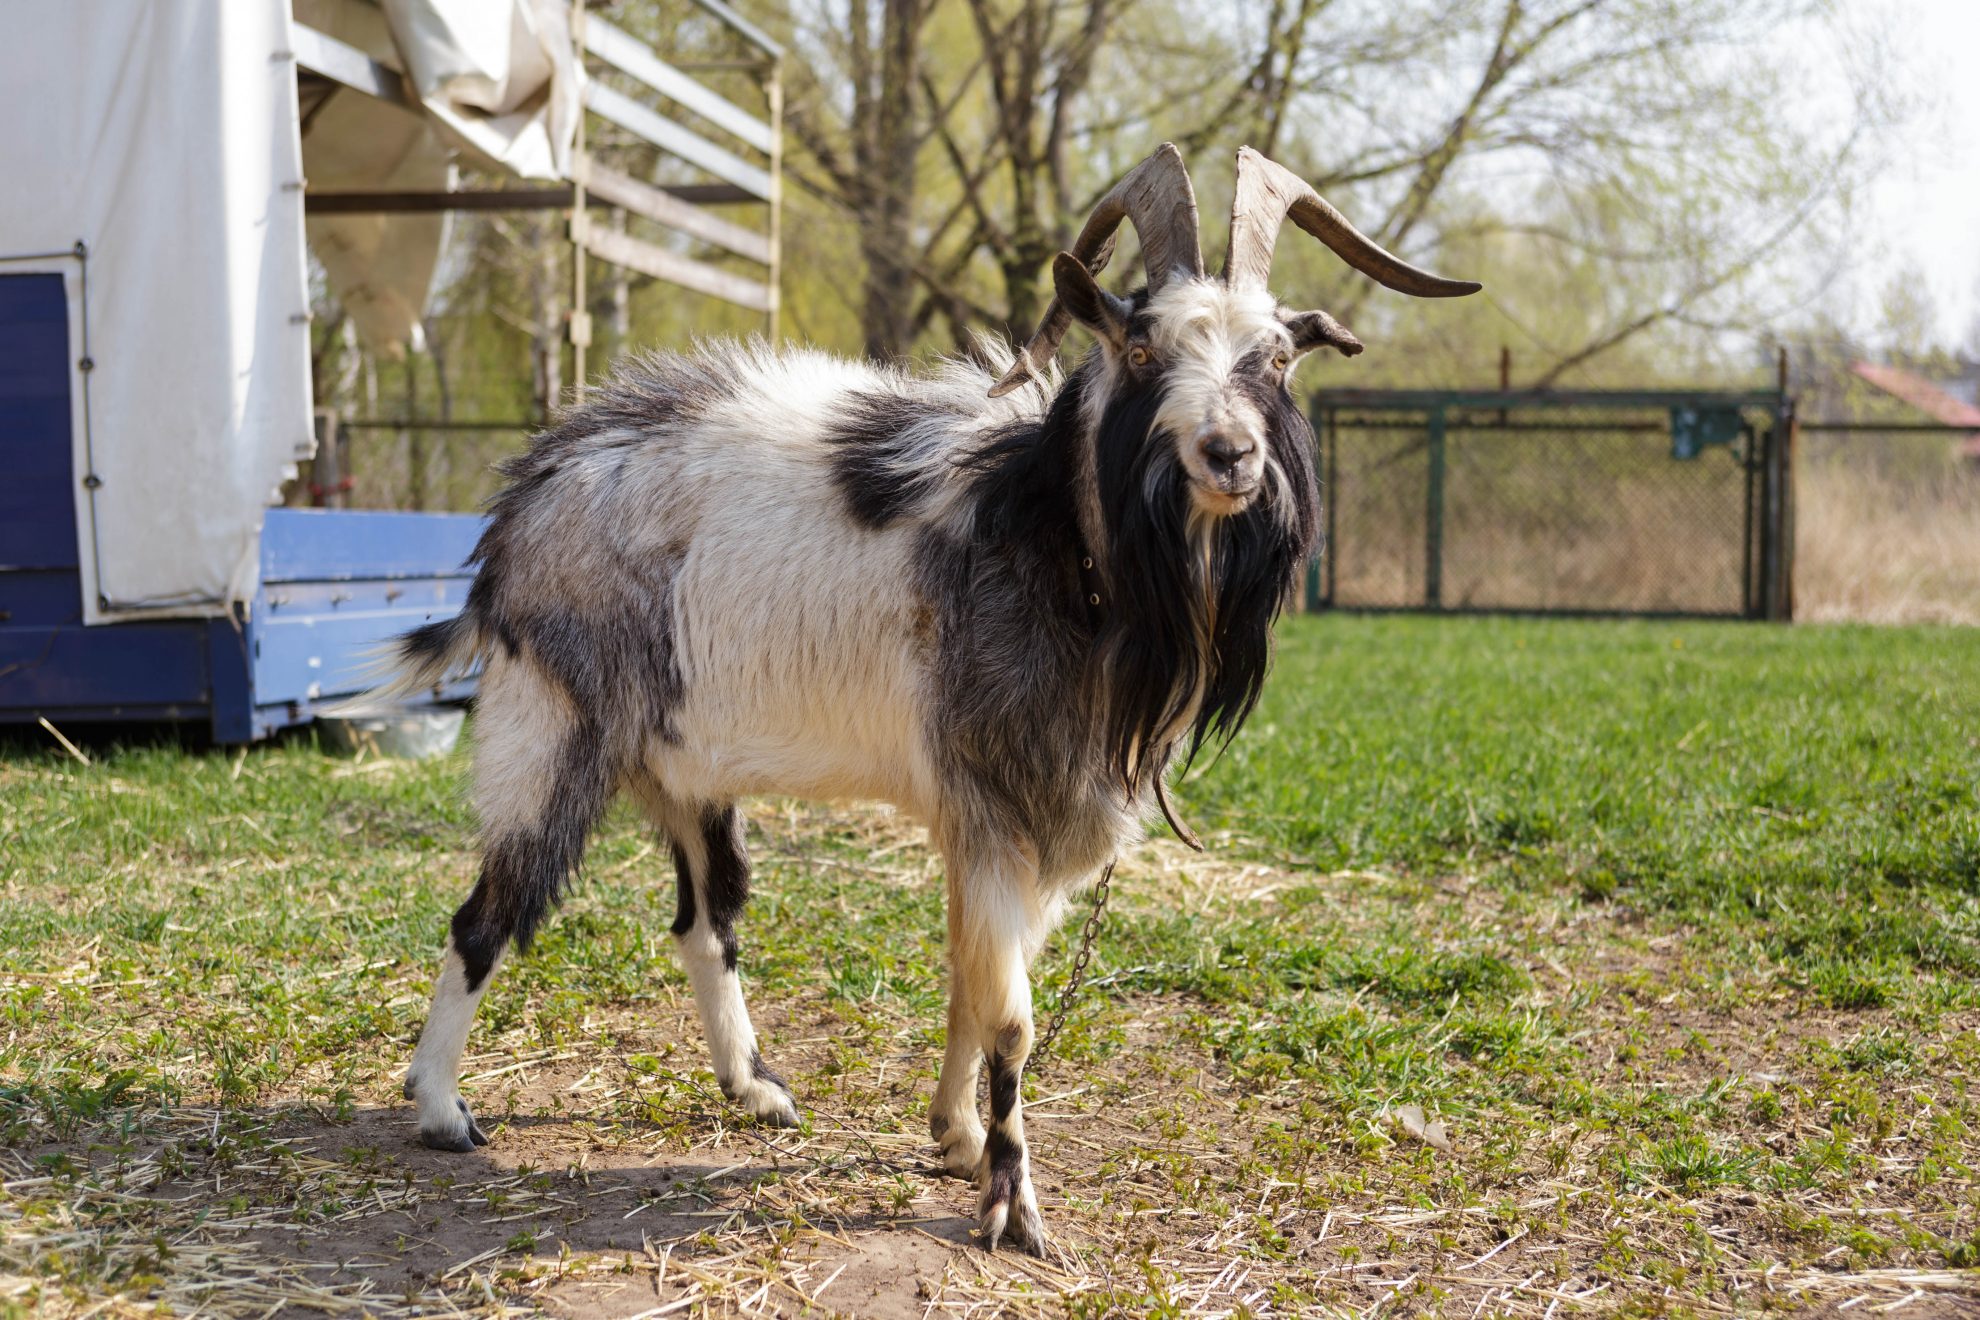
[755,1091,802,1129]
[417,1098,488,1152]
[977,1173,1046,1256]
[933,1115,985,1180]
[721,1055,801,1128]
[733,1078,801,1128]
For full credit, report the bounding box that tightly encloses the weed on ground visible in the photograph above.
[2,615,1976,1316]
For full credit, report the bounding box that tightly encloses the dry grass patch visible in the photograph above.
[1795,463,1980,625]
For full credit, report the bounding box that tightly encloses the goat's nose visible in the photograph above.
[1200,433,1255,474]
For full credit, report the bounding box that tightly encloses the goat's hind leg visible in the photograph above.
[404,664,610,1151]
[640,789,798,1127]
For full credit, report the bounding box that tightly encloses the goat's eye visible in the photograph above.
[1127,345,1151,367]
[1272,351,1291,371]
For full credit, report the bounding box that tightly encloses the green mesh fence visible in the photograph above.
[1311,392,1794,619]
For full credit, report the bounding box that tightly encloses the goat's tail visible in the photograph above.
[344,609,489,709]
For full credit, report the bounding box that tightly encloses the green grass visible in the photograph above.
[1201,616,1980,927]
[2,613,1977,1315]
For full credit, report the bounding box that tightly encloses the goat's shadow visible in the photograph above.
[164,1103,983,1315]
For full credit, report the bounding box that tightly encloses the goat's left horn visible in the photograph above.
[1223,146,1481,298]
[989,143,1204,398]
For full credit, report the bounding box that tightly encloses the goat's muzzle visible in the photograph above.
[1190,428,1264,512]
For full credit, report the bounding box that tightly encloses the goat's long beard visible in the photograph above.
[1114,559,1212,789]
[1092,444,1310,798]
[1146,508,1220,762]
[1094,456,1222,792]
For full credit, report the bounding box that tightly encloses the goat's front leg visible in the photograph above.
[928,982,985,1178]
[943,855,1046,1255]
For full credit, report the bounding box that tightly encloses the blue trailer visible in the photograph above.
[0,4,779,745]
[0,269,478,742]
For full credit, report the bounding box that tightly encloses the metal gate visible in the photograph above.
[1308,389,1795,620]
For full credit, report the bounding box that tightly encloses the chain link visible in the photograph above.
[1029,859,1114,1068]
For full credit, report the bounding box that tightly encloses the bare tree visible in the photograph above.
[1183,0,1894,378]
[782,0,1898,380]
[787,0,937,358]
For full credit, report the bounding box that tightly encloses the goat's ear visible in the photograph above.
[1284,309,1364,358]
[1052,252,1133,351]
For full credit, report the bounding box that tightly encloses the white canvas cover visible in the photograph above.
[0,0,579,621]
[298,0,581,354]
[0,1,314,622]
[385,0,581,183]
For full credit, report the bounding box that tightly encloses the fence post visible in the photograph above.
[1742,423,1759,619]
[1324,407,1338,608]
[1306,407,1329,611]
[1753,402,1797,621]
[1767,349,1796,621]
[1424,406,1446,608]
[1774,397,1797,620]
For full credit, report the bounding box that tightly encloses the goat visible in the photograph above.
[382,144,1478,1254]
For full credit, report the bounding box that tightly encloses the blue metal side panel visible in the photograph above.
[260,508,483,582]
[208,617,255,744]
[251,576,474,705]
[0,569,85,626]
[0,291,492,738]
[245,508,485,733]
[0,273,78,572]
[0,273,150,728]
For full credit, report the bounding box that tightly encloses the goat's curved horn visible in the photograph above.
[1223,146,1481,298]
[988,143,1204,398]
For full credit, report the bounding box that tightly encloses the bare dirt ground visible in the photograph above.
[10,832,1975,1318]
[28,1008,1976,1318]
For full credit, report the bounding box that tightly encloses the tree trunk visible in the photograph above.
[606,208,631,357]
[854,0,928,360]
[401,352,425,512]
[531,218,564,419]
[423,315,453,508]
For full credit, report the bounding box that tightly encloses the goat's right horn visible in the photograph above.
[989,143,1204,398]
[1223,146,1480,298]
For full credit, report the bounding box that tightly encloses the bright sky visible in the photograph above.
[1857,0,1980,349]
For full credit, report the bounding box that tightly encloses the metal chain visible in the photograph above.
[1029,860,1115,1068]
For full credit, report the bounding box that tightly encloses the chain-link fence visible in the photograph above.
[1310,390,1795,619]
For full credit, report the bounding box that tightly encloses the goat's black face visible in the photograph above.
[1057,275,1324,781]
[1054,264,1342,524]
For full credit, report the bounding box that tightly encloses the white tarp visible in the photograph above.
[385,0,581,183]
[0,0,579,621]
[302,85,456,357]
[298,0,581,354]
[0,1,314,622]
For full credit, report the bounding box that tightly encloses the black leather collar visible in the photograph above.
[1077,544,1106,624]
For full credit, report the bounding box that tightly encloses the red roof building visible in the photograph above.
[1849,362,1980,460]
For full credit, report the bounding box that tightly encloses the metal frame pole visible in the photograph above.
[568,0,590,404]
[764,57,783,342]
